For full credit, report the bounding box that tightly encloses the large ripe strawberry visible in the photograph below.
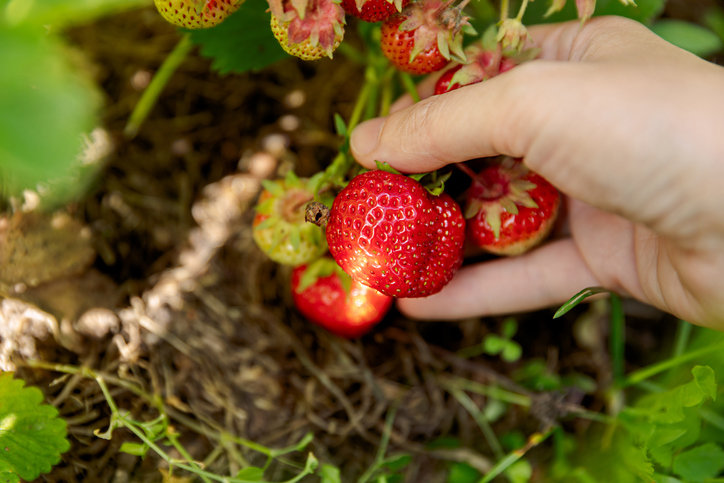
[380,0,474,75]
[292,258,393,338]
[463,158,561,256]
[154,0,242,29]
[341,0,409,23]
[253,172,327,265]
[322,169,465,298]
[269,0,345,60]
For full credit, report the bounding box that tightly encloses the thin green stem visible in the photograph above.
[446,377,531,407]
[514,0,529,21]
[499,0,509,22]
[357,404,399,483]
[609,293,625,388]
[348,76,372,132]
[480,427,553,483]
[398,72,421,103]
[378,66,396,117]
[448,386,504,459]
[125,34,194,138]
[336,41,367,64]
[624,339,724,387]
[672,320,693,358]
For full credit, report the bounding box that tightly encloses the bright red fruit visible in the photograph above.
[341,0,409,22]
[292,260,393,338]
[464,158,561,256]
[380,0,473,75]
[325,170,465,298]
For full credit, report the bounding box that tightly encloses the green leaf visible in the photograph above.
[0,373,70,481]
[652,20,723,57]
[672,443,724,481]
[501,342,522,363]
[692,365,717,402]
[4,0,151,28]
[483,335,506,355]
[0,25,102,207]
[319,464,342,483]
[119,442,149,457]
[505,460,533,483]
[447,462,481,483]
[189,0,288,74]
[235,466,265,480]
[501,318,518,339]
[553,287,609,318]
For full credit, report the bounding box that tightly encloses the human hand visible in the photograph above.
[349,16,724,329]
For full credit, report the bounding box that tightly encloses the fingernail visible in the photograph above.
[350,118,385,158]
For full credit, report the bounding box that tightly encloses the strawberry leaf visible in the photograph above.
[189,0,288,74]
[0,373,70,481]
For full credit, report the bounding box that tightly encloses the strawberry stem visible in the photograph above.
[398,72,421,103]
[515,0,529,21]
[124,34,194,138]
[455,162,483,185]
[499,0,509,23]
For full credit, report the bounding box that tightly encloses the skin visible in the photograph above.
[349,16,724,330]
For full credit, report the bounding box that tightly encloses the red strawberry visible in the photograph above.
[462,158,561,256]
[292,259,393,338]
[154,0,242,29]
[380,0,474,75]
[269,0,345,60]
[341,0,410,22]
[253,172,327,265]
[434,33,538,94]
[323,169,465,298]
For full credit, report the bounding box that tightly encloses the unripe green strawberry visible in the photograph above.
[323,170,465,298]
[253,173,327,266]
[269,0,345,60]
[154,0,242,29]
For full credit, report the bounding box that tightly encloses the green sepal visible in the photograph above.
[253,216,277,231]
[334,113,348,138]
[284,170,302,187]
[375,160,403,175]
[296,257,336,292]
[254,197,276,215]
[261,179,285,197]
[481,24,499,51]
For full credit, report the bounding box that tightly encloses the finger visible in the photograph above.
[389,72,443,113]
[396,238,600,320]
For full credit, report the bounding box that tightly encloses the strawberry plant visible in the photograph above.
[5,0,724,481]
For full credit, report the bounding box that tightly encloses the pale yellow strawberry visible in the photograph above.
[269,0,345,61]
[154,0,243,29]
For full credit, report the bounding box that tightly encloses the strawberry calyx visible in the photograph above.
[373,161,451,196]
[353,0,404,17]
[295,256,352,293]
[396,0,475,65]
[269,0,345,57]
[459,158,539,240]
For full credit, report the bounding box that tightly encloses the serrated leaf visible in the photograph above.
[0,373,69,481]
[692,365,716,401]
[672,443,724,481]
[652,20,723,57]
[189,0,288,75]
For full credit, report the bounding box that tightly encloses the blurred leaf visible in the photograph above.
[235,467,265,480]
[447,462,481,483]
[652,20,723,57]
[505,460,533,483]
[501,342,522,363]
[483,335,506,355]
[524,0,665,25]
[672,443,724,481]
[4,0,151,28]
[0,25,102,206]
[704,7,724,42]
[319,464,342,483]
[189,0,288,74]
[0,373,69,481]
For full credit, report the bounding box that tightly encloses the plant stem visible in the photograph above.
[357,403,399,483]
[499,0,509,22]
[609,293,625,388]
[398,72,421,103]
[448,386,504,459]
[624,339,724,387]
[672,319,693,358]
[124,34,194,138]
[348,75,372,132]
[480,427,553,483]
[515,0,529,21]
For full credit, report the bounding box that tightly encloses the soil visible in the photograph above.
[2,2,717,481]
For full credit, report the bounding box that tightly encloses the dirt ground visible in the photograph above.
[2,2,714,481]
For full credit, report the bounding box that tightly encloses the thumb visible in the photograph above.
[349,16,677,173]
